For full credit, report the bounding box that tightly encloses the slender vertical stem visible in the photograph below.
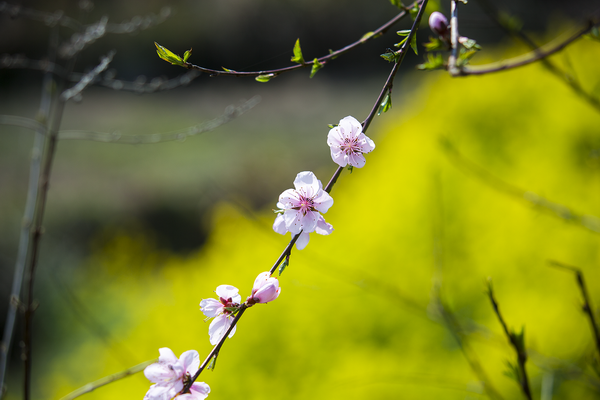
[22,49,78,400]
[487,282,532,400]
[0,25,59,394]
[448,0,461,76]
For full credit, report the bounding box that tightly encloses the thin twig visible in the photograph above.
[448,0,461,76]
[473,0,600,112]
[363,0,429,132]
[176,0,425,78]
[486,280,532,400]
[184,305,248,393]
[432,297,505,400]
[0,23,59,392]
[548,260,600,358]
[458,18,599,76]
[179,2,430,392]
[441,139,600,234]
[58,359,156,400]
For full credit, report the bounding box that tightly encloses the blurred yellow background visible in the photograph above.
[1,1,600,400]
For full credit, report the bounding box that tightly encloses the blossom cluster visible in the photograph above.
[273,115,374,249]
[144,115,374,399]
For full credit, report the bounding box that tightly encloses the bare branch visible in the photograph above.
[58,359,156,400]
[57,96,260,143]
[60,51,115,101]
[441,139,600,235]
[456,18,599,76]
[168,0,425,79]
[548,261,600,359]
[486,280,532,400]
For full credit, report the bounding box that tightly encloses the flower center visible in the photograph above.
[340,137,361,155]
[296,195,315,215]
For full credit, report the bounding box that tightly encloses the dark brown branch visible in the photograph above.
[548,261,600,358]
[473,0,600,111]
[441,139,600,234]
[486,280,532,400]
[177,0,425,78]
[455,18,599,76]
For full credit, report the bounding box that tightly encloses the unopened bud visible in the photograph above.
[429,12,449,38]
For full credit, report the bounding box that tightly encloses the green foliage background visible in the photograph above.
[14,37,600,400]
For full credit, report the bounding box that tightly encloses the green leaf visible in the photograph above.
[183,48,192,63]
[347,165,354,174]
[416,53,445,70]
[310,58,324,78]
[380,50,400,63]
[410,34,418,55]
[154,42,185,66]
[255,74,275,83]
[222,67,237,72]
[424,37,446,52]
[328,49,338,60]
[409,5,419,21]
[377,91,392,115]
[279,254,290,276]
[396,30,411,37]
[291,38,305,64]
[389,0,404,9]
[207,354,217,371]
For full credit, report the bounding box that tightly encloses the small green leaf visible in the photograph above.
[310,58,324,78]
[409,5,419,20]
[380,50,400,63]
[410,34,418,55]
[291,38,305,64]
[347,165,354,174]
[328,49,339,60]
[154,42,185,66]
[416,53,445,70]
[396,30,411,37]
[222,67,237,72]
[255,73,275,83]
[377,91,392,116]
[424,37,446,52]
[390,0,404,9]
[279,254,290,276]
[207,354,217,371]
[183,48,192,63]
[361,31,375,42]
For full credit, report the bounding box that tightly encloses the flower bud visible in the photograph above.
[429,11,449,38]
[249,272,281,304]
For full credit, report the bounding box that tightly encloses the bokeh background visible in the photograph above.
[1,0,600,399]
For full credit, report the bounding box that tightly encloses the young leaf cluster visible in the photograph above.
[154,42,192,67]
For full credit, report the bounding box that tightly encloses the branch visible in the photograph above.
[486,280,532,400]
[0,54,201,93]
[473,0,600,112]
[164,0,425,79]
[0,2,172,34]
[441,139,600,235]
[548,260,600,359]
[58,96,260,143]
[431,296,505,400]
[57,359,156,400]
[60,51,115,101]
[456,18,599,76]
[178,1,431,392]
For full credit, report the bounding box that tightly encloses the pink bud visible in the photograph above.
[250,272,281,304]
[429,11,449,37]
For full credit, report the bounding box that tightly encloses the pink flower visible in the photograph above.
[143,348,209,400]
[177,383,211,400]
[200,285,241,345]
[327,116,375,168]
[273,171,334,250]
[248,272,281,304]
